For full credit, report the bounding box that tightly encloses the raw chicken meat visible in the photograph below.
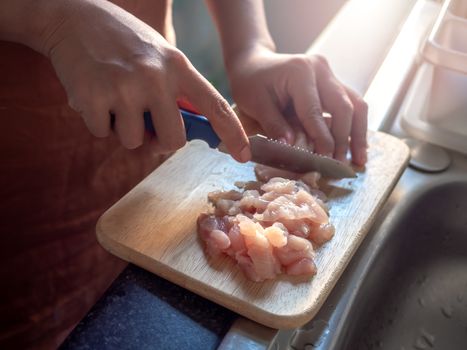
[197,177,334,282]
[198,127,336,281]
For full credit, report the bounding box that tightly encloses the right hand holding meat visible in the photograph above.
[44,0,251,162]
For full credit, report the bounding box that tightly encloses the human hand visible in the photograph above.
[226,49,367,165]
[43,0,250,162]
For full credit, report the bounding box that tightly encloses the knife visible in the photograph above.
[142,109,356,179]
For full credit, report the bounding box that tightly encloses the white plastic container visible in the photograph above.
[422,0,467,74]
[400,62,467,154]
[400,0,467,154]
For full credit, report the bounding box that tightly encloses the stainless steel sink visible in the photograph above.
[344,179,467,348]
[344,181,467,350]
[269,149,467,350]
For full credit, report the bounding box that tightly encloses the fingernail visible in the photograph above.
[239,145,252,163]
[285,131,295,145]
[361,150,367,164]
[357,149,367,165]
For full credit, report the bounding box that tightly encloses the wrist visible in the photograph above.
[0,0,78,57]
[224,42,276,76]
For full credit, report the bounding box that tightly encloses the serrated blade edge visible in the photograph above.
[219,134,356,179]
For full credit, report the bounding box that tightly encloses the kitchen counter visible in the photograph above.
[60,265,236,350]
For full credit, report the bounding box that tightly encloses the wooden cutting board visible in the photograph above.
[96,130,409,329]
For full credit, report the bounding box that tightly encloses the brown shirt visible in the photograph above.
[0,1,173,348]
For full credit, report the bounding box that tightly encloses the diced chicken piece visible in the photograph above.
[226,224,246,254]
[309,222,335,246]
[256,189,328,224]
[286,258,317,276]
[197,214,227,240]
[244,233,281,281]
[206,229,231,256]
[275,235,315,266]
[237,214,263,237]
[280,219,311,238]
[260,189,286,203]
[197,214,232,256]
[214,199,241,216]
[234,215,281,281]
[210,229,230,249]
[261,177,297,195]
[300,172,321,189]
[255,164,300,183]
[263,224,288,248]
[255,164,322,189]
[235,252,260,281]
[239,190,269,213]
[293,190,329,224]
[208,189,243,203]
[235,181,263,191]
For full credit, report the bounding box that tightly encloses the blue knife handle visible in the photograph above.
[143,109,221,148]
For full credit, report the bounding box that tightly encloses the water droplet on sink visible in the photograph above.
[441,305,453,318]
[417,275,427,285]
[418,297,425,307]
[457,293,464,303]
[413,328,435,349]
[420,328,435,347]
[414,338,428,350]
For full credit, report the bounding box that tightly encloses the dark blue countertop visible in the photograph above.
[60,264,236,350]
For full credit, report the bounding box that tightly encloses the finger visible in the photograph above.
[73,98,111,138]
[346,88,368,165]
[318,76,354,162]
[81,110,111,138]
[147,97,186,154]
[180,69,250,163]
[283,113,314,150]
[254,92,294,144]
[289,69,334,157]
[323,112,332,129]
[111,103,145,149]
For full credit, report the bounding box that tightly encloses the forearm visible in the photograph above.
[0,0,70,56]
[110,0,175,44]
[205,0,275,69]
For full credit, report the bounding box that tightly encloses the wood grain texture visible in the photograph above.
[96,131,409,329]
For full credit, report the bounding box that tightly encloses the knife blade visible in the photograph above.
[235,134,356,178]
[142,109,356,178]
